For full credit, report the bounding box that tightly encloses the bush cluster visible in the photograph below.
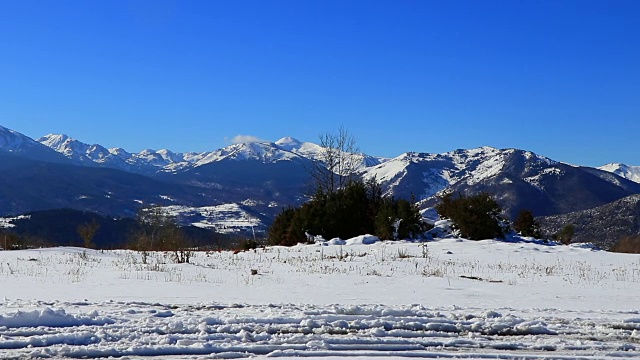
[435,192,506,240]
[268,179,430,246]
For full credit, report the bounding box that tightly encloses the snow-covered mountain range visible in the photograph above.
[1,124,640,241]
[36,133,387,175]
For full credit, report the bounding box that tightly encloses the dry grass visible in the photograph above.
[609,235,640,254]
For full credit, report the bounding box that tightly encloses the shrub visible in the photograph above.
[513,209,542,238]
[555,224,575,245]
[435,192,505,240]
[609,235,640,253]
[375,196,431,240]
[238,238,260,251]
[267,206,309,246]
[268,179,427,245]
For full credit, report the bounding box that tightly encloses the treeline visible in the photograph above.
[0,208,236,251]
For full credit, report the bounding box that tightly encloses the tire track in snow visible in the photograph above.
[0,301,639,359]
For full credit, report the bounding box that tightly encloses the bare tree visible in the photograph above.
[311,127,362,195]
[131,205,192,263]
[135,205,171,251]
[77,219,100,249]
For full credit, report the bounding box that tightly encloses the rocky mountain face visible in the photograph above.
[538,194,640,249]
[1,125,639,238]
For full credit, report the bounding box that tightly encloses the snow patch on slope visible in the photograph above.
[523,167,563,190]
[0,215,30,229]
[162,204,265,234]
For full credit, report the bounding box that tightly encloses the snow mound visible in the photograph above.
[345,234,380,245]
[0,308,114,328]
[327,238,346,245]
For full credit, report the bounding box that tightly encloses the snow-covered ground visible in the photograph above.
[1,238,639,359]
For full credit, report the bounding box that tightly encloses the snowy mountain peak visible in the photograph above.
[274,136,327,160]
[195,141,299,166]
[0,125,38,151]
[599,163,640,183]
[37,134,110,163]
[37,133,71,148]
[0,126,70,164]
[275,136,303,150]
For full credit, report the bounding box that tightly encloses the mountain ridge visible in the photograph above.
[33,130,640,184]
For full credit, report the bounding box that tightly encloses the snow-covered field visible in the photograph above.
[1,238,639,359]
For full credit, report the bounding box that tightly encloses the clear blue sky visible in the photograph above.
[0,0,638,166]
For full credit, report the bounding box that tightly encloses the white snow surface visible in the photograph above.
[1,239,640,359]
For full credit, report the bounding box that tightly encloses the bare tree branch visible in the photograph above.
[310,127,361,195]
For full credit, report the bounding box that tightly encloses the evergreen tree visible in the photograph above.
[513,209,542,238]
[556,224,575,245]
[436,192,505,240]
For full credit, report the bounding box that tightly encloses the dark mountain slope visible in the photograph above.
[538,194,640,248]
[0,153,227,217]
